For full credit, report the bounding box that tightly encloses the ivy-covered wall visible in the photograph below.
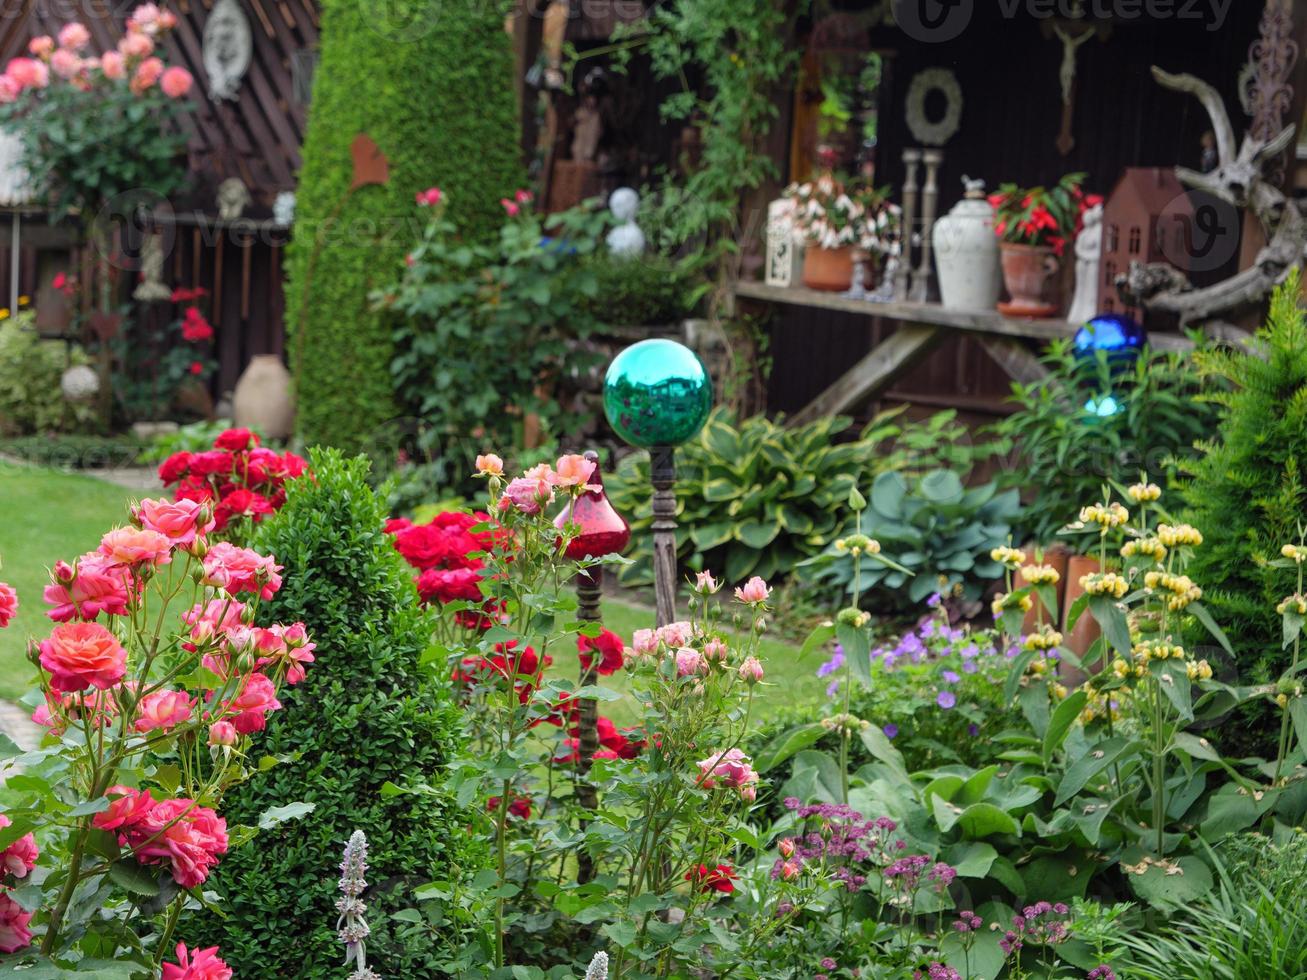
[285,0,523,453]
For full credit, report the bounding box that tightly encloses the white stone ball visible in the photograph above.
[608,187,639,223]
[61,364,100,401]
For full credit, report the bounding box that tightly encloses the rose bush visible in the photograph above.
[0,497,312,973]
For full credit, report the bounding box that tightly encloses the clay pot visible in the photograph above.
[1016,542,1073,632]
[802,245,855,292]
[997,242,1059,317]
[233,354,294,439]
[1061,554,1103,663]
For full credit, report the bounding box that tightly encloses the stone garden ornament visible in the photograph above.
[216,178,251,221]
[203,0,252,102]
[1067,202,1103,326]
[605,187,645,257]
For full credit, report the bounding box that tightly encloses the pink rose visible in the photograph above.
[415,186,443,206]
[208,721,237,746]
[551,453,596,489]
[57,22,91,50]
[780,859,800,880]
[631,628,658,656]
[39,622,127,692]
[499,476,552,515]
[118,31,154,60]
[253,623,315,684]
[656,621,692,648]
[734,576,771,605]
[137,497,213,548]
[99,526,172,567]
[475,453,503,476]
[694,570,720,594]
[500,198,520,216]
[703,638,729,662]
[44,552,133,622]
[134,690,194,733]
[133,798,228,888]
[28,36,54,58]
[99,50,125,79]
[0,582,16,628]
[182,598,246,655]
[738,656,764,684]
[0,814,38,879]
[156,10,178,31]
[218,672,281,734]
[675,647,704,677]
[130,55,163,93]
[0,892,31,953]
[0,76,18,103]
[93,785,156,834]
[162,943,232,980]
[126,3,164,36]
[6,57,49,89]
[514,189,534,205]
[160,65,192,98]
[696,747,759,798]
[49,48,81,80]
[202,543,283,600]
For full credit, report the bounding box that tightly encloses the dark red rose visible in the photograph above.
[486,795,531,820]
[414,567,483,605]
[685,863,737,894]
[157,451,192,485]
[578,628,624,676]
[213,428,257,451]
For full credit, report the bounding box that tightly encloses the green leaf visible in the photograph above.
[1088,595,1131,656]
[858,724,910,785]
[1151,659,1194,722]
[1200,790,1260,838]
[1126,854,1214,911]
[1042,690,1088,763]
[1189,601,1234,655]
[1055,736,1140,806]
[109,858,160,896]
[941,840,998,878]
[836,621,872,689]
[754,723,829,774]
[1290,697,1307,755]
[957,802,1020,839]
[796,623,836,664]
[257,801,317,830]
[1004,648,1037,705]
[940,924,1006,979]
[66,797,112,818]
[735,519,779,549]
[1284,609,1305,649]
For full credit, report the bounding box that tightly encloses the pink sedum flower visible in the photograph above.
[475,453,504,476]
[202,543,283,600]
[207,721,237,746]
[39,621,127,692]
[0,582,16,628]
[57,22,91,50]
[161,942,232,980]
[734,576,771,605]
[160,64,191,97]
[0,892,31,953]
[137,497,213,548]
[99,526,172,567]
[0,814,38,878]
[134,690,194,733]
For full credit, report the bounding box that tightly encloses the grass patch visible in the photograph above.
[0,465,138,699]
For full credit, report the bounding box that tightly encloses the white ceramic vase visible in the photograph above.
[932,181,1002,311]
[233,354,294,439]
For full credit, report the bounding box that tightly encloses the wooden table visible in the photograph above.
[730,282,1195,425]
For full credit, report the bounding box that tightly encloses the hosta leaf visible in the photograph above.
[735,519,780,549]
[754,723,830,774]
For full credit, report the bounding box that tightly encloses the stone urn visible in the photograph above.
[233,354,294,439]
[997,243,1060,318]
[932,179,1002,310]
[802,245,854,292]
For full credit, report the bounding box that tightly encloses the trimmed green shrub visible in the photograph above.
[196,448,482,975]
[1182,274,1307,690]
[286,0,522,453]
[577,252,697,326]
[0,312,97,435]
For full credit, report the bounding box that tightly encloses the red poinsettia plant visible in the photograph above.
[157,427,309,538]
[988,172,1102,257]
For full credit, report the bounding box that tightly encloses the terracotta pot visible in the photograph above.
[1016,542,1073,632]
[802,245,855,292]
[233,354,295,439]
[1061,554,1103,664]
[997,242,1059,317]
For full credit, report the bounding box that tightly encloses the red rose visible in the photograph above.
[486,795,531,820]
[157,451,192,485]
[685,863,737,894]
[414,567,483,605]
[181,307,214,342]
[189,450,233,478]
[213,428,257,452]
[578,628,624,676]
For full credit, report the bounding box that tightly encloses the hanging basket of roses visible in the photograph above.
[988,172,1102,317]
[783,175,903,292]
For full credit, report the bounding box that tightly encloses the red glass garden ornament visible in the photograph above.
[553,451,630,560]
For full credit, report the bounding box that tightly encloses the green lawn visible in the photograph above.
[0,465,139,699]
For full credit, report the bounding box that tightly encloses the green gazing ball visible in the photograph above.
[603,339,713,448]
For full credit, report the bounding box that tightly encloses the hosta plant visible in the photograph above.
[0,497,314,973]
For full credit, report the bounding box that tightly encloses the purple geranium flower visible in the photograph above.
[937,690,957,710]
[883,723,899,739]
[942,670,960,684]
[817,645,845,679]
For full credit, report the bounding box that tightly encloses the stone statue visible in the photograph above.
[216,177,251,221]
[273,190,296,227]
[605,187,645,257]
[1066,202,1103,326]
[132,232,171,302]
[203,0,252,101]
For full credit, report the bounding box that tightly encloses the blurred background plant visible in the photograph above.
[0,310,98,436]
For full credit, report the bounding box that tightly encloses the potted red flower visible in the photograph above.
[988,173,1101,317]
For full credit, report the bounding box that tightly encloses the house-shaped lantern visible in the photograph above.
[1098,168,1194,321]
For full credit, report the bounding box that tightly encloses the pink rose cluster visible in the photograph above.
[93,787,227,888]
[0,814,38,953]
[157,427,309,534]
[696,747,760,803]
[485,452,599,517]
[1,4,191,103]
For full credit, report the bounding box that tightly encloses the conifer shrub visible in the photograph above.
[285,0,522,453]
[196,448,482,975]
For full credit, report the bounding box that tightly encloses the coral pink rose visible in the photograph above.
[137,498,213,548]
[656,621,692,648]
[475,453,503,476]
[202,543,282,600]
[500,198,520,216]
[43,553,133,622]
[207,721,237,746]
[631,628,658,656]
[27,36,54,58]
[551,453,597,489]
[499,476,552,515]
[100,49,125,79]
[6,57,49,89]
[252,623,315,684]
[57,22,90,50]
[93,785,156,834]
[415,566,483,605]
[218,672,281,734]
[0,582,16,628]
[134,689,193,733]
[0,892,31,953]
[696,747,759,799]
[130,55,163,93]
[39,622,127,692]
[162,942,232,980]
[133,799,228,888]
[674,647,704,677]
[118,31,154,60]
[99,526,172,567]
[0,814,38,879]
[734,576,771,605]
[49,48,81,79]
[160,65,192,98]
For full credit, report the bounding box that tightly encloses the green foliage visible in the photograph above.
[197,449,482,975]
[0,313,97,435]
[606,408,989,587]
[1182,273,1307,690]
[381,201,605,480]
[576,251,696,326]
[286,0,522,453]
[137,420,247,462]
[803,469,1020,607]
[996,338,1217,544]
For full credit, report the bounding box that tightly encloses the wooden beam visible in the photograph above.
[979,336,1049,385]
[789,324,942,427]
